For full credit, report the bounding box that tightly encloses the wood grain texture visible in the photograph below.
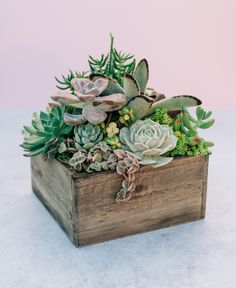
[31,155,209,247]
[31,156,76,243]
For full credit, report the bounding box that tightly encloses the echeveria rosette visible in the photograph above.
[74,123,103,150]
[120,119,177,168]
[51,78,127,125]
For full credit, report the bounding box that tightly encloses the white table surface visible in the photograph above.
[0,110,235,288]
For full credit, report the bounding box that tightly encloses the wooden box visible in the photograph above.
[31,155,209,247]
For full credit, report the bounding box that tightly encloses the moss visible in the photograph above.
[146,108,173,126]
[166,131,210,157]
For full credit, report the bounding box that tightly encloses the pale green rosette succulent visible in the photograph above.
[74,123,103,150]
[120,119,177,167]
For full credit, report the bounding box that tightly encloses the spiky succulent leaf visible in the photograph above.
[88,34,136,85]
[148,95,202,115]
[55,70,89,93]
[133,59,149,94]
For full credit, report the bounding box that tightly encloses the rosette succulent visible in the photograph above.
[52,78,127,125]
[21,106,73,158]
[120,119,177,167]
[74,123,103,150]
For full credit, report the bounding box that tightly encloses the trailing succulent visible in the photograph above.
[21,34,215,203]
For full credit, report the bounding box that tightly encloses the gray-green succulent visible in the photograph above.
[120,119,177,167]
[74,123,103,150]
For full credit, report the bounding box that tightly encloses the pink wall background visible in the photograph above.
[1,0,235,110]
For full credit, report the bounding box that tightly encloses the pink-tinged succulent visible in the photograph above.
[107,149,140,203]
[51,78,127,125]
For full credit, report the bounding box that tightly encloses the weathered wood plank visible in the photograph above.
[31,155,209,247]
[73,156,208,246]
[31,156,76,243]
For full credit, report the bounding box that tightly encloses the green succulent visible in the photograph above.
[105,135,121,149]
[88,34,136,85]
[21,106,73,158]
[74,123,103,150]
[119,106,136,126]
[55,70,89,93]
[147,108,173,126]
[167,131,213,157]
[172,107,215,138]
[120,119,177,168]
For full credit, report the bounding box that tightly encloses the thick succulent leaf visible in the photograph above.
[51,91,79,105]
[90,74,124,95]
[67,102,87,109]
[97,103,124,112]
[198,119,215,129]
[123,74,140,99]
[127,95,153,119]
[64,113,87,126]
[82,106,107,125]
[148,95,202,114]
[94,78,109,95]
[94,93,127,106]
[133,59,149,94]
[71,78,90,94]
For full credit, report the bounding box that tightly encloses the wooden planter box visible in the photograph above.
[31,155,209,247]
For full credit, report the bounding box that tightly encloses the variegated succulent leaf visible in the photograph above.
[127,95,154,119]
[148,95,202,115]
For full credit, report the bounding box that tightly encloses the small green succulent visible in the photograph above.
[74,123,103,150]
[167,131,213,157]
[120,119,177,167]
[105,135,121,149]
[147,108,173,126]
[119,107,136,126]
[21,106,73,158]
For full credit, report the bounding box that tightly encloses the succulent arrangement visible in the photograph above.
[21,34,215,203]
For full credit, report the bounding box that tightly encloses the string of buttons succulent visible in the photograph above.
[21,34,215,203]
